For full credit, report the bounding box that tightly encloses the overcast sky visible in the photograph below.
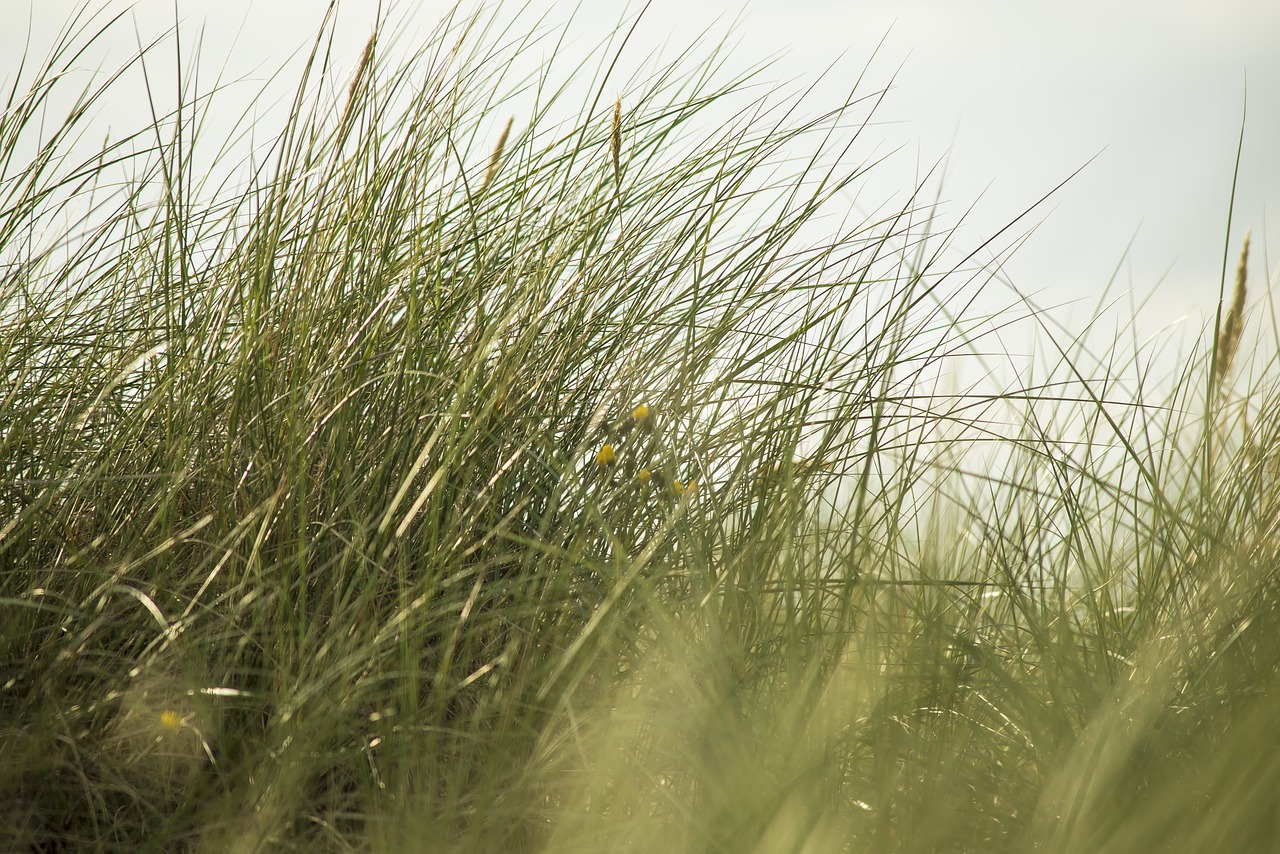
[9,0,1280,338]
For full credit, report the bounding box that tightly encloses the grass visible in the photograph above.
[3,3,1279,851]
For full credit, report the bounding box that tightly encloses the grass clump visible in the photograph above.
[2,4,1279,852]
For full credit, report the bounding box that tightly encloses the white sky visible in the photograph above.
[8,0,1280,340]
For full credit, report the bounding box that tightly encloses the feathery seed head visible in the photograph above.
[482,116,514,191]
[611,96,622,184]
[1215,229,1251,394]
[340,32,377,129]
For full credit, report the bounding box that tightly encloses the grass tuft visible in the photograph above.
[2,4,1279,852]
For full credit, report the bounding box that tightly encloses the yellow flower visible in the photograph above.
[632,403,651,422]
[595,444,616,467]
[637,468,651,483]
[159,710,182,732]
[668,477,698,497]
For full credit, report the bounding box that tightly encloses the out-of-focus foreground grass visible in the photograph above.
[3,5,1279,852]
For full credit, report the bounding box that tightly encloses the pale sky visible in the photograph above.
[8,0,1280,339]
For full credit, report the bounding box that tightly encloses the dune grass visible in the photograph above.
[3,4,1279,851]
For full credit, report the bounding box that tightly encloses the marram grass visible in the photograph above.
[2,4,1279,852]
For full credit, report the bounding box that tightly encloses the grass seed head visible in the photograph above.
[340,32,377,130]
[482,116,514,192]
[1214,229,1251,394]
[611,96,622,184]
